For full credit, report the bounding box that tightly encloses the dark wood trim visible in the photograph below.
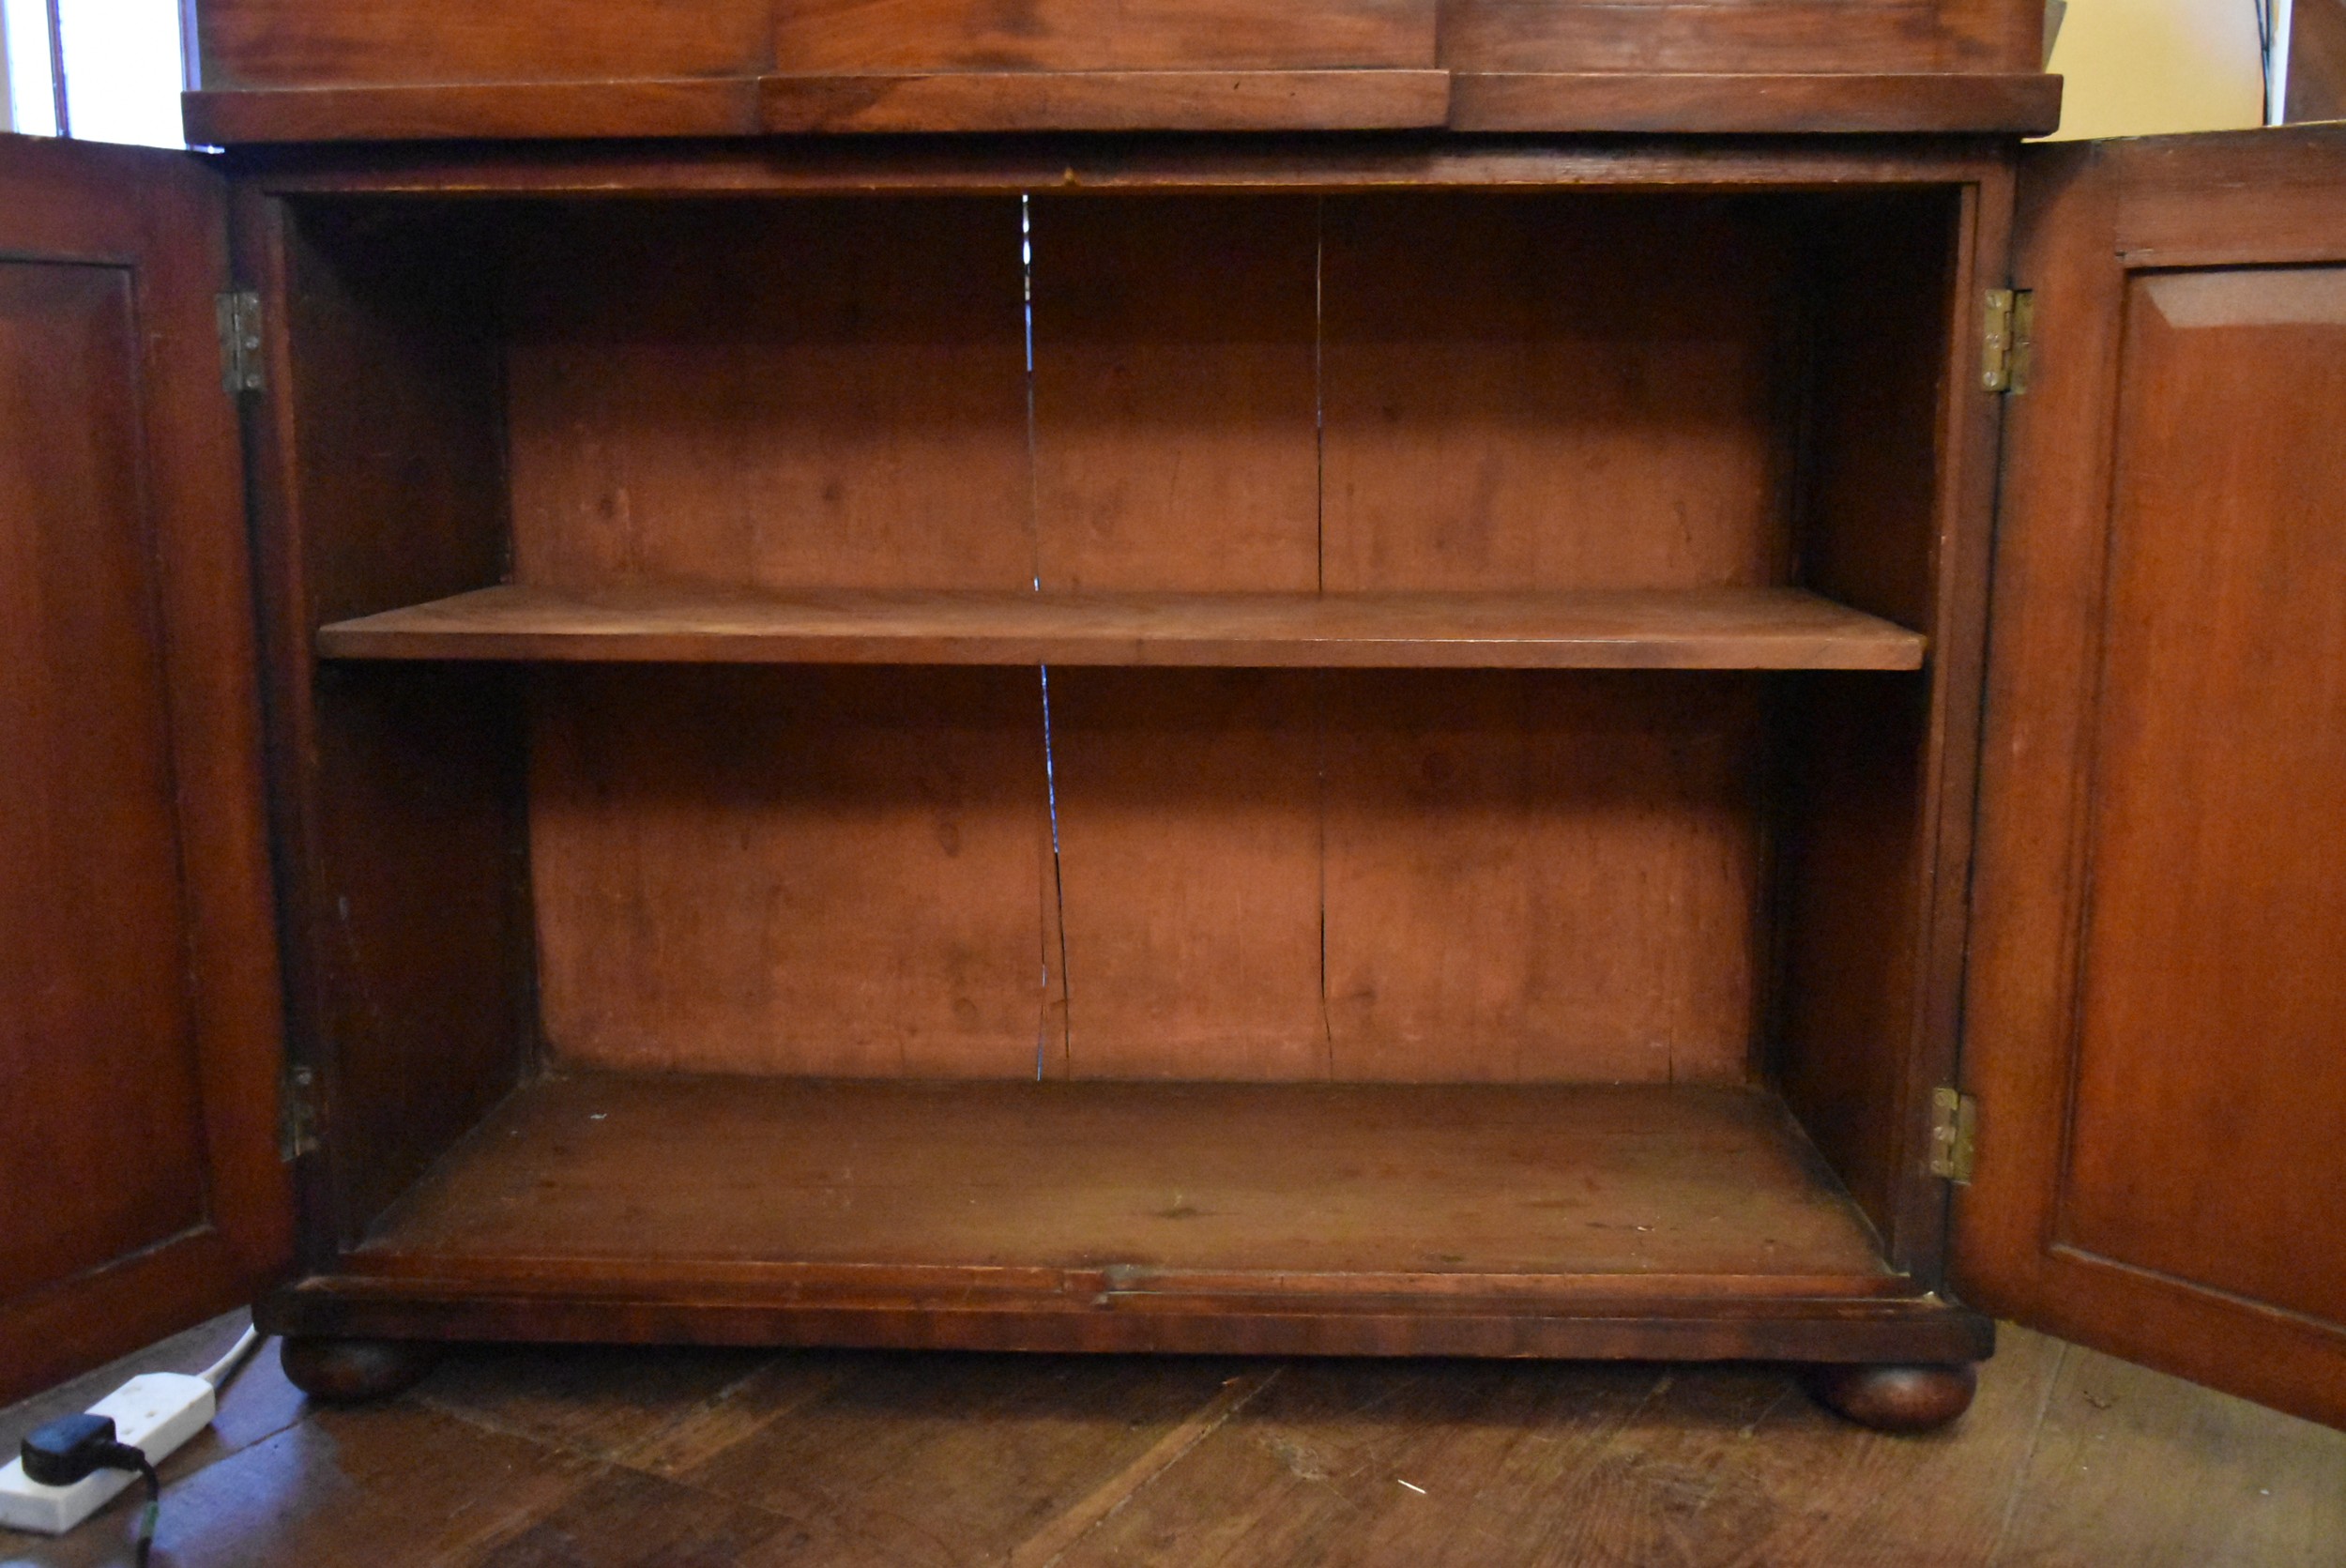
[225,183,342,1276]
[1889,157,2018,1283]
[260,1274,1994,1363]
[217,133,2011,198]
[1,1233,259,1407]
[1450,72,2062,136]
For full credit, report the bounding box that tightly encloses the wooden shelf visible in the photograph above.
[317,585,1925,670]
[352,1074,1901,1300]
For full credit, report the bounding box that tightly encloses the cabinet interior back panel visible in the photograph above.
[504,199,1033,594]
[505,193,1790,1084]
[1045,668,1766,1084]
[530,665,1056,1077]
[1319,192,1798,595]
[1028,195,1321,594]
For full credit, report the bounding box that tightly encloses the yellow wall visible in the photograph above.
[2045,0,2268,138]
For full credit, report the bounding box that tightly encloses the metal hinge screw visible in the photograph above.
[279,1063,319,1162]
[1928,1086,1977,1184]
[216,290,265,394]
[1982,287,2034,394]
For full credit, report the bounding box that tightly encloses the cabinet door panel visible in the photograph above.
[1960,125,2346,1429]
[0,138,287,1404]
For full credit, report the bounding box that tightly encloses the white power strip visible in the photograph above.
[0,1373,217,1534]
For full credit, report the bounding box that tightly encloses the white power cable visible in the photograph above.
[195,1326,263,1391]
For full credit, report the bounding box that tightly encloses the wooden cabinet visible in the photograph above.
[2,12,2342,1437]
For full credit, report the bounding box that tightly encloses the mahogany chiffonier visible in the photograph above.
[5,0,2343,1436]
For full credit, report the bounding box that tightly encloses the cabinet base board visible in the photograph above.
[261,1279,1991,1365]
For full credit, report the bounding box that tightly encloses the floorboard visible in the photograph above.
[5,1317,2343,1566]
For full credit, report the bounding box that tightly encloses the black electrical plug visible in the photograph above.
[21,1412,160,1565]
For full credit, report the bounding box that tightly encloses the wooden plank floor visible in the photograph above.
[6,1314,2343,1566]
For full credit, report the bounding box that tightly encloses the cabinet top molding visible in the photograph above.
[182,0,2061,143]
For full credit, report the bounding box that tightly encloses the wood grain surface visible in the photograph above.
[253,202,534,1251]
[0,137,288,1405]
[11,1317,2346,1568]
[2288,0,2346,122]
[2054,266,2346,1328]
[236,163,1988,1385]
[1028,195,1321,595]
[1438,0,2037,75]
[768,0,1439,71]
[529,667,1053,1078]
[1319,192,1798,596]
[1957,126,2346,1433]
[505,199,1032,596]
[355,1074,1893,1286]
[319,585,1926,669]
[220,138,2012,200]
[193,0,770,86]
[1322,672,1767,1086]
[183,0,2053,138]
[181,69,2062,140]
[1045,670,1328,1081]
[759,70,1454,132]
[1449,71,2061,133]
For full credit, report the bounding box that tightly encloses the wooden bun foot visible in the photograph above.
[1802,1362,1977,1433]
[280,1335,443,1402]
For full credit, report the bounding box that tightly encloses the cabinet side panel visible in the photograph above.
[1320,191,1797,596]
[505,200,1032,595]
[1774,677,1927,1236]
[264,202,532,1247]
[1774,193,1958,1243]
[531,666,1052,1078]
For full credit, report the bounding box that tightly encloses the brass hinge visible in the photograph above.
[215,290,265,394]
[279,1063,320,1162]
[1981,288,2034,394]
[1928,1086,1977,1184]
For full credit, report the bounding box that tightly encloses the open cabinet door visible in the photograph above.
[0,135,289,1405]
[1957,124,2346,1430]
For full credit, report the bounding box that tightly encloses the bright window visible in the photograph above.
[1,0,186,146]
